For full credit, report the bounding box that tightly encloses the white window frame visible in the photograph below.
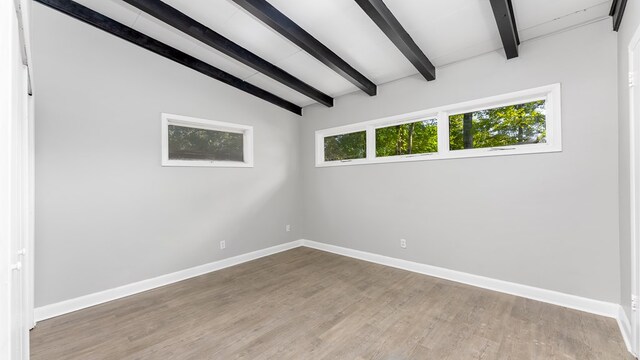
[315,83,562,167]
[320,128,370,166]
[161,113,254,168]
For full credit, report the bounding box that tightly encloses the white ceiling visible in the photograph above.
[70,0,613,108]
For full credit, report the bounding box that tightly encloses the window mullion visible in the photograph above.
[437,111,449,157]
[366,126,376,160]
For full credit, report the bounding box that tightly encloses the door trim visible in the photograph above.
[628,21,640,357]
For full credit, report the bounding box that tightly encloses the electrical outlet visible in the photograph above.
[286,224,291,232]
[400,239,407,249]
[220,240,226,250]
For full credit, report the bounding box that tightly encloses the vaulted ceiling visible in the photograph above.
[42,0,616,112]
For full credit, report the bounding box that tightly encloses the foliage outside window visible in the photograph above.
[168,125,244,162]
[376,119,438,157]
[449,100,546,150]
[315,84,561,167]
[324,131,366,161]
[162,114,253,168]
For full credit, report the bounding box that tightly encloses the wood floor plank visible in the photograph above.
[31,247,633,360]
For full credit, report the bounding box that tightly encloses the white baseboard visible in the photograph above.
[35,240,303,322]
[300,240,621,319]
[617,306,634,355]
[35,238,632,357]
[302,240,636,355]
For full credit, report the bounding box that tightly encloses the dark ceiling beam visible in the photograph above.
[610,0,628,32]
[34,0,302,115]
[489,0,520,59]
[231,0,377,96]
[121,0,333,107]
[354,0,435,81]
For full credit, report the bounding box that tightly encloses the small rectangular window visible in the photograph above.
[162,114,253,167]
[449,100,546,151]
[375,119,438,157]
[324,131,366,162]
[168,125,244,161]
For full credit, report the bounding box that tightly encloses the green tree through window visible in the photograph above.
[168,125,244,161]
[449,100,546,150]
[324,131,366,161]
[376,119,438,157]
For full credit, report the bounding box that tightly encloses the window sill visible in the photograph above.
[316,144,562,168]
[162,160,254,168]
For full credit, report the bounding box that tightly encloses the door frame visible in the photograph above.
[630,21,640,357]
[0,0,33,358]
[15,0,35,331]
[0,0,15,356]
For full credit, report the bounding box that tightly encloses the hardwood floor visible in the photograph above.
[31,247,632,360]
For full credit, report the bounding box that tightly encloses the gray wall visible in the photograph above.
[618,1,640,322]
[301,20,621,303]
[33,4,624,309]
[32,4,302,307]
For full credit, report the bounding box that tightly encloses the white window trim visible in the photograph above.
[315,83,562,167]
[161,113,254,168]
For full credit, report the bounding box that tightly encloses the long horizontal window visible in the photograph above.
[315,84,561,167]
[162,113,254,168]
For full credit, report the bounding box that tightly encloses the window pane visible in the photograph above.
[168,125,243,161]
[376,119,438,157]
[449,100,546,150]
[324,131,366,161]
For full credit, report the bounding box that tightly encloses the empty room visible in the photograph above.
[2,0,640,359]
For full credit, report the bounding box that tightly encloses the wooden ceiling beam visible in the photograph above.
[231,0,378,96]
[489,0,520,59]
[34,0,303,115]
[610,0,628,32]
[122,0,333,107]
[354,0,435,81]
